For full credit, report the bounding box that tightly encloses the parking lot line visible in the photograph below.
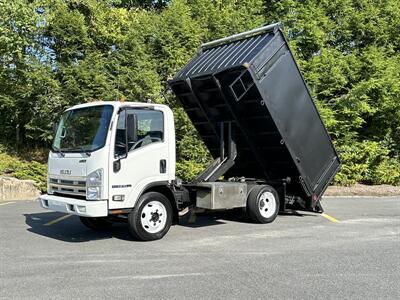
[0,201,16,206]
[321,213,340,223]
[44,214,73,226]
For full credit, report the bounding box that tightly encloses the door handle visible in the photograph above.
[160,159,166,173]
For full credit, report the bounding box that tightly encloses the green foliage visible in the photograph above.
[176,160,206,182]
[334,141,400,186]
[0,152,47,192]
[13,161,47,192]
[0,0,399,185]
[266,0,400,186]
[371,158,400,186]
[174,107,211,180]
[189,0,264,39]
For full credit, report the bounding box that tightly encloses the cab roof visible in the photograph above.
[66,101,168,111]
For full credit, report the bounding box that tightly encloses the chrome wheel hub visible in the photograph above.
[258,191,276,218]
[140,201,167,233]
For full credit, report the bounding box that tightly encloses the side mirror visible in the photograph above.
[60,127,66,138]
[114,112,138,172]
[126,113,138,144]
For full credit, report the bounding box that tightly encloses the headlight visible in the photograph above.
[86,169,103,200]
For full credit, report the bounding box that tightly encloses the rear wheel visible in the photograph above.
[128,192,172,241]
[247,185,279,223]
[79,216,113,230]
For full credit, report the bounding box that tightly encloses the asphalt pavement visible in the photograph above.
[0,197,399,299]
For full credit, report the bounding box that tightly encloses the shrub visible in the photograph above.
[176,160,208,182]
[0,151,47,192]
[334,140,400,186]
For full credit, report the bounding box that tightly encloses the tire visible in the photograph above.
[79,216,113,230]
[128,192,173,241]
[247,185,280,223]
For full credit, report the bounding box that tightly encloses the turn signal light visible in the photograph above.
[112,195,125,201]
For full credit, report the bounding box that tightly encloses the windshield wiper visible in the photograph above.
[78,146,91,157]
[52,146,65,157]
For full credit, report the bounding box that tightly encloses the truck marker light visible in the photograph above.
[112,195,125,201]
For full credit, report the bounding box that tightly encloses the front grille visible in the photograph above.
[49,177,86,198]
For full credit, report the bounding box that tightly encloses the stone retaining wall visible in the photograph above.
[0,176,41,201]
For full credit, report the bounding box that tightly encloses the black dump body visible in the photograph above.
[169,23,340,207]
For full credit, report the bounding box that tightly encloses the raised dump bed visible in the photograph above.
[169,23,340,209]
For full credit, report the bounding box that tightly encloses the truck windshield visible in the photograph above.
[52,105,114,153]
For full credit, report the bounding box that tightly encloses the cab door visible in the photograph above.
[109,108,170,209]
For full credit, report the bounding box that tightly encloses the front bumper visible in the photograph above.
[39,194,108,217]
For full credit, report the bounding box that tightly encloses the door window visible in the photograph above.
[115,109,164,156]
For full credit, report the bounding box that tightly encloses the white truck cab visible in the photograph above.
[40,101,178,240]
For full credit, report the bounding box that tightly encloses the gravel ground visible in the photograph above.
[325,184,400,196]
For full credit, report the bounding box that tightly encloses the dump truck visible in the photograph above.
[39,23,340,241]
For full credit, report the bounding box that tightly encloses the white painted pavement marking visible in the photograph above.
[0,201,16,206]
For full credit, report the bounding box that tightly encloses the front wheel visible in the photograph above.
[247,185,280,223]
[128,192,173,241]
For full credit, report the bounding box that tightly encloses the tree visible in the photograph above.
[0,0,59,146]
[264,0,400,184]
[0,0,399,184]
